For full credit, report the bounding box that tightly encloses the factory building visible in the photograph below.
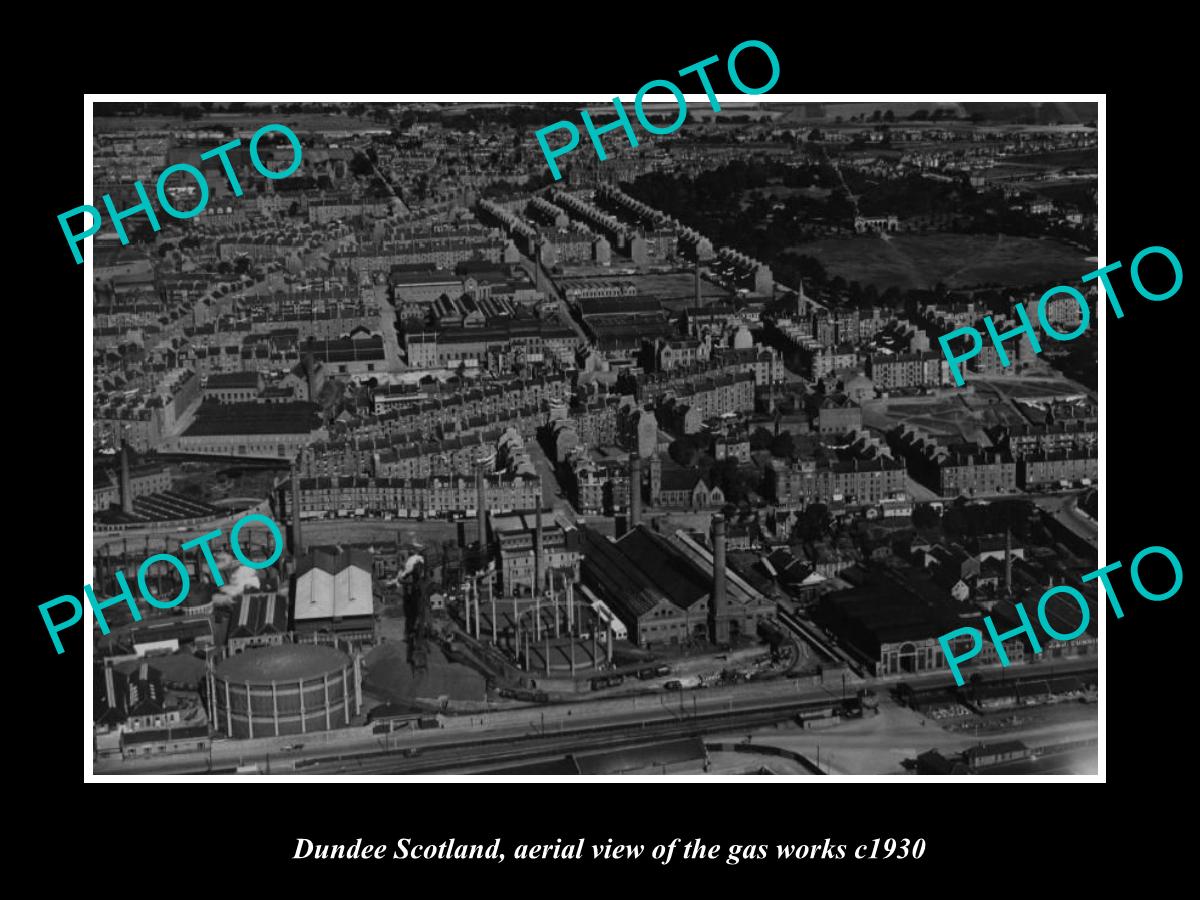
[492,508,583,598]
[207,644,362,739]
[92,453,172,512]
[227,591,290,654]
[173,401,326,459]
[292,547,377,646]
[577,517,773,648]
[204,371,264,403]
[816,587,961,677]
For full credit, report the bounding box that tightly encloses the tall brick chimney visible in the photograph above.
[1004,526,1012,596]
[290,465,303,557]
[629,454,642,529]
[476,466,487,548]
[119,440,133,515]
[534,491,543,598]
[710,514,730,644]
[303,350,318,401]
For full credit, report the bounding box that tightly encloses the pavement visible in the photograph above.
[1053,492,1098,544]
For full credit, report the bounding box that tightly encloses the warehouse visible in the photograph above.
[175,401,326,458]
[293,547,377,646]
[227,591,290,653]
[577,517,772,648]
[815,584,960,677]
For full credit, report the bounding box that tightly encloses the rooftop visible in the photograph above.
[183,401,321,436]
[216,643,350,682]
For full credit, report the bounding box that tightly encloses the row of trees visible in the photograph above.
[911,498,1038,539]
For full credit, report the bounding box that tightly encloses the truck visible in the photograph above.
[589,674,625,691]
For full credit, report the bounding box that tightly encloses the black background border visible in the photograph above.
[19,25,1190,883]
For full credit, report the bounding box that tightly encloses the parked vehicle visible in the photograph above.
[590,674,626,691]
[664,680,684,691]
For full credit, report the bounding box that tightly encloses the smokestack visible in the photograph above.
[476,466,487,548]
[534,492,543,599]
[711,514,729,644]
[119,440,133,514]
[1004,526,1012,595]
[630,455,642,529]
[290,466,304,557]
[104,662,117,711]
[304,350,317,401]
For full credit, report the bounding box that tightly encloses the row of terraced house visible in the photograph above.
[297,472,542,520]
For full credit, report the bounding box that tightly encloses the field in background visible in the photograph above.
[795,232,1091,290]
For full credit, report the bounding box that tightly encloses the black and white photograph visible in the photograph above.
[79,95,1106,779]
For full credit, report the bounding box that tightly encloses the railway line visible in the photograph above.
[183,695,847,775]
[777,607,867,677]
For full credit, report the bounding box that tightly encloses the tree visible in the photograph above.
[770,431,795,459]
[709,457,749,504]
[749,427,774,451]
[669,437,700,467]
[883,110,895,122]
[912,503,940,530]
[871,109,883,122]
[798,503,831,542]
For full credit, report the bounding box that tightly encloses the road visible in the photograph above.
[94,657,1097,775]
[1053,491,1098,543]
[368,156,409,216]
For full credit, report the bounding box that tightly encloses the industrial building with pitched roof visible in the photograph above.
[577,521,774,649]
[292,546,376,645]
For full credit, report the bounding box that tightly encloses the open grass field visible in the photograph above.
[862,396,980,442]
[862,393,1023,445]
[1001,147,1097,170]
[794,232,1092,290]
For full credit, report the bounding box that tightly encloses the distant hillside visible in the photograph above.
[959,102,1097,124]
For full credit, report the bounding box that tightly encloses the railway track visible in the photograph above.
[278,696,845,775]
[777,608,867,677]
